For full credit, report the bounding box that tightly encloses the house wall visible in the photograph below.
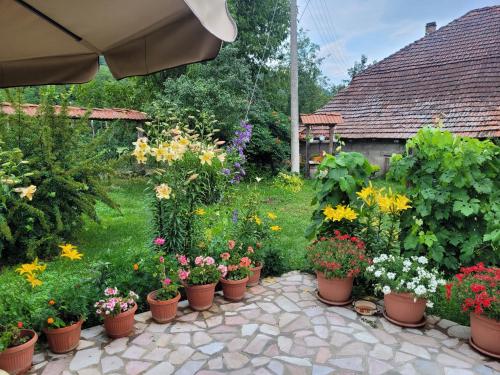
[300,139,405,174]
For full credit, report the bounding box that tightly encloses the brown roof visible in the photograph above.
[300,113,343,125]
[1,102,148,122]
[317,6,500,139]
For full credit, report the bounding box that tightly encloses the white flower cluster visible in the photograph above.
[366,254,445,303]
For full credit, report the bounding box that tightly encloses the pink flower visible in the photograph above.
[154,237,166,246]
[218,265,228,278]
[178,269,190,281]
[178,255,188,266]
[220,252,230,260]
[104,287,118,296]
[163,278,171,285]
[195,256,204,266]
[240,257,251,268]
[159,256,164,263]
[247,246,254,254]
[204,256,215,265]
[228,240,236,250]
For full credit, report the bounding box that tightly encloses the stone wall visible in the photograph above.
[301,139,406,174]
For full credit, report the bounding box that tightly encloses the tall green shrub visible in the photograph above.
[0,88,117,263]
[388,127,499,271]
[305,152,378,239]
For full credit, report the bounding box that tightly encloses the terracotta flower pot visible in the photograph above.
[147,291,180,323]
[247,263,263,287]
[103,303,137,338]
[316,271,353,303]
[220,277,249,301]
[43,320,82,354]
[384,292,426,324]
[184,283,216,311]
[470,313,500,356]
[0,329,37,375]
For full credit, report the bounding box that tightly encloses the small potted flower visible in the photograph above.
[147,253,181,323]
[41,292,87,353]
[366,254,445,326]
[246,242,264,287]
[95,288,139,338]
[177,255,221,311]
[446,263,499,357]
[219,241,251,300]
[0,322,38,375]
[307,231,370,304]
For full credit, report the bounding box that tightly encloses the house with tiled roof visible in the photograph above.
[302,6,500,172]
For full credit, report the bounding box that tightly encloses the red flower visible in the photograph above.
[445,283,453,300]
[470,284,486,293]
[455,273,464,282]
[17,322,23,328]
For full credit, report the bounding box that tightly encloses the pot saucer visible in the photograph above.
[382,310,427,328]
[469,337,500,359]
[315,290,353,306]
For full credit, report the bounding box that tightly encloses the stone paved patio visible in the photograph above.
[29,272,499,375]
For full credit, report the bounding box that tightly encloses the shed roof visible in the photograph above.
[1,102,148,122]
[316,6,500,139]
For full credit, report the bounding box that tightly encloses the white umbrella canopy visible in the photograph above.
[0,0,237,88]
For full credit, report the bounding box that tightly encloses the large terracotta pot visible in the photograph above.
[43,320,82,354]
[147,291,180,323]
[316,271,353,303]
[470,313,500,356]
[247,263,263,287]
[220,277,249,301]
[184,283,216,311]
[103,303,137,338]
[0,329,37,375]
[384,292,426,324]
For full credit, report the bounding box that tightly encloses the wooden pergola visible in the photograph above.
[300,113,343,176]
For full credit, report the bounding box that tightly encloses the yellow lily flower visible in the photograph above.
[267,212,277,220]
[155,184,172,200]
[270,225,282,231]
[60,243,83,261]
[199,151,215,166]
[194,208,206,216]
[25,274,42,288]
[14,185,37,201]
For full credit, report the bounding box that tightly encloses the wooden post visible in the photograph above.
[305,124,311,177]
[328,124,334,154]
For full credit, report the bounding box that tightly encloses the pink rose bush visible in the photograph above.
[95,288,139,317]
[218,240,251,281]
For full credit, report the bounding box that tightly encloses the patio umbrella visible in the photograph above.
[0,0,237,88]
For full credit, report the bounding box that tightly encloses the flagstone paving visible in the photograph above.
[29,272,499,375]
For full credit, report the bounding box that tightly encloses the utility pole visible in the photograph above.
[290,0,300,173]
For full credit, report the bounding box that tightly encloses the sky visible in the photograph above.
[297,0,499,84]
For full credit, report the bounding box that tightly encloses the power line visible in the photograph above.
[298,0,311,22]
[244,0,281,121]
[317,0,350,69]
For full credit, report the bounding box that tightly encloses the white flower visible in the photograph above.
[414,285,427,296]
[374,270,383,278]
[387,272,396,280]
[403,266,410,273]
[403,259,412,267]
[366,265,375,273]
[426,301,434,308]
[417,256,428,265]
[382,286,391,295]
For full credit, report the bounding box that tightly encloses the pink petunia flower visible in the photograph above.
[204,256,215,265]
[159,256,165,263]
[163,278,171,285]
[178,255,188,266]
[218,264,228,278]
[195,256,204,266]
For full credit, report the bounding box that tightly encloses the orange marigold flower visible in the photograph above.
[47,317,54,325]
[133,263,139,271]
[48,299,55,305]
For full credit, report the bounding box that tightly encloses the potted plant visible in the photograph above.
[366,254,445,326]
[247,242,264,287]
[177,255,221,311]
[219,241,251,300]
[307,231,370,304]
[40,291,87,353]
[446,263,499,357]
[95,288,139,338]
[0,322,37,375]
[147,253,181,323]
